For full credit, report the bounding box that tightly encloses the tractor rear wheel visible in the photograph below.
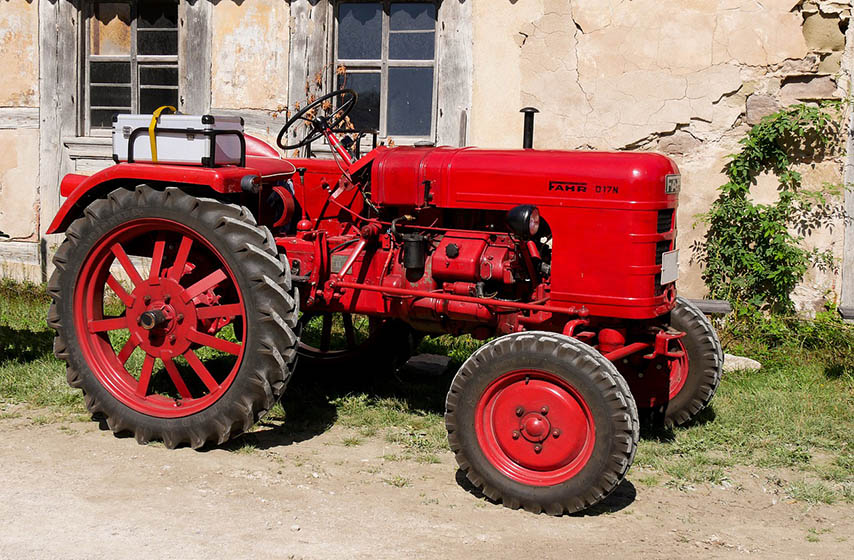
[47,185,298,448]
[445,331,639,515]
[664,297,723,427]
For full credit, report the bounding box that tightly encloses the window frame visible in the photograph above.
[80,0,180,136]
[331,0,440,143]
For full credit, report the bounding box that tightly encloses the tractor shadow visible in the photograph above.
[454,469,637,516]
[0,326,55,363]
[234,353,456,451]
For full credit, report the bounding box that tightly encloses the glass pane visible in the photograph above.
[387,67,433,136]
[139,1,178,29]
[140,87,179,113]
[338,72,380,131]
[91,109,128,129]
[138,30,178,55]
[140,65,178,86]
[337,2,382,60]
[90,85,131,107]
[90,61,131,84]
[390,3,436,31]
[389,32,434,60]
[90,2,131,56]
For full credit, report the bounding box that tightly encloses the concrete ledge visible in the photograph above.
[686,299,732,315]
[839,307,854,321]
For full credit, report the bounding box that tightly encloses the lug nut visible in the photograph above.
[552,429,561,438]
[540,406,549,415]
[533,445,542,454]
[515,406,524,417]
[144,295,151,305]
[512,431,520,440]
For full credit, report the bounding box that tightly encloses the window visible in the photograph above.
[83,0,179,133]
[334,1,438,139]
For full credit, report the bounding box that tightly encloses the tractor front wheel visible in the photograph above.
[445,331,639,514]
[47,185,298,448]
[663,297,723,426]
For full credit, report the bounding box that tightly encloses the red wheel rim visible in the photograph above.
[475,370,595,486]
[73,218,246,418]
[668,340,690,400]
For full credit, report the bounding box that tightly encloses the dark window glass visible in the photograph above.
[387,67,433,136]
[389,3,436,31]
[140,65,178,86]
[138,1,178,29]
[339,72,381,131]
[140,87,179,113]
[138,30,178,55]
[91,109,126,128]
[389,32,434,60]
[90,61,131,84]
[90,85,132,107]
[337,3,382,60]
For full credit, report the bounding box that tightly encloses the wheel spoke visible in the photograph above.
[89,316,128,333]
[186,329,242,355]
[169,235,193,281]
[106,274,135,307]
[110,243,143,287]
[162,357,192,399]
[117,338,138,365]
[150,237,166,282]
[183,350,220,393]
[320,314,332,352]
[196,303,243,320]
[342,313,356,348]
[183,269,227,301]
[136,354,155,397]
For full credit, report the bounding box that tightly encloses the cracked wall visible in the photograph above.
[471,0,850,312]
[0,0,38,106]
[211,1,290,112]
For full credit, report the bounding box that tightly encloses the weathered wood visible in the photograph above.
[0,107,39,129]
[212,108,288,140]
[0,241,42,283]
[687,299,732,315]
[39,0,80,279]
[179,0,212,114]
[437,0,473,146]
[288,0,330,110]
[842,105,854,315]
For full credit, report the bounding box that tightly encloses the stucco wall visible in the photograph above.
[471,0,851,311]
[0,0,41,281]
[211,0,290,144]
[0,0,38,107]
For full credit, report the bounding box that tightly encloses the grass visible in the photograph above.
[1,280,852,504]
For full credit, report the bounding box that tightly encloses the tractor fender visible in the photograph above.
[47,157,295,235]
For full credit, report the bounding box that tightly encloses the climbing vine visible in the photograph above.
[693,102,848,313]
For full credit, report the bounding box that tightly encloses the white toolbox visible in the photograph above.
[112,114,245,166]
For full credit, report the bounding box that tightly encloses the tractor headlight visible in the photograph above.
[506,205,540,238]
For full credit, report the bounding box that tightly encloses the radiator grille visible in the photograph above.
[657,209,674,233]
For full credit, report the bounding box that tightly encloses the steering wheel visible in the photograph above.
[277,89,357,151]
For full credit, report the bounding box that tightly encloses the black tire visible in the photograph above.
[445,331,639,515]
[47,185,299,448]
[665,296,723,427]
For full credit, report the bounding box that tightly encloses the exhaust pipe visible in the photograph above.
[520,107,539,149]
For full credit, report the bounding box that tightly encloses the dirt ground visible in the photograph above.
[0,408,850,560]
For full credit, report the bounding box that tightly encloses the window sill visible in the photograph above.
[63,136,113,160]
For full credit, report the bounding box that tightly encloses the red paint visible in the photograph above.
[668,339,690,399]
[73,217,245,418]
[475,369,595,486]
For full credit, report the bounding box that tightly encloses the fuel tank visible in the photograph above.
[369,146,680,319]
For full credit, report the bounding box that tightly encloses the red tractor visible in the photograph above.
[46,90,722,514]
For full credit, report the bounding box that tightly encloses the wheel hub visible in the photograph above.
[127,277,198,358]
[475,370,596,485]
[520,412,550,443]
